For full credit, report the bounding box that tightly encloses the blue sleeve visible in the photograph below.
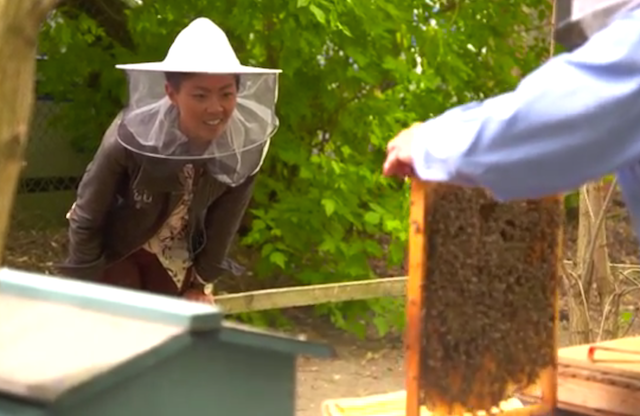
[412,7,640,201]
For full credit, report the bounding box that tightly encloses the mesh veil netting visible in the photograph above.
[117,69,279,186]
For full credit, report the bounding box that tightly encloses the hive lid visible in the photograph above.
[0,268,223,330]
[0,268,222,403]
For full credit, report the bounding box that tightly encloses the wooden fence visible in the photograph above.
[215,262,640,314]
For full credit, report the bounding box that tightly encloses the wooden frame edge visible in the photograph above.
[405,180,430,416]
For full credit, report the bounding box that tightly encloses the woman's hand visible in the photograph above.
[183,288,215,304]
[183,271,215,304]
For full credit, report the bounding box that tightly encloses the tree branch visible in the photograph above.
[581,178,617,283]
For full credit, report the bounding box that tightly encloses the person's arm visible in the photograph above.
[193,174,257,282]
[412,7,640,201]
[62,115,127,278]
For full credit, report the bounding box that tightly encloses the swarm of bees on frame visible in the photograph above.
[418,186,561,415]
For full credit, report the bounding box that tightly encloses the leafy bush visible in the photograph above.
[37,0,553,335]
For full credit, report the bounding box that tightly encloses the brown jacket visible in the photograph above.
[56,114,255,282]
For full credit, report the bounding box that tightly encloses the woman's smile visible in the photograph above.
[165,73,238,142]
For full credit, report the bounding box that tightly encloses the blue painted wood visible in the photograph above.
[58,332,297,416]
[0,268,222,330]
[53,335,191,409]
[0,269,336,415]
[0,398,44,416]
[219,322,335,358]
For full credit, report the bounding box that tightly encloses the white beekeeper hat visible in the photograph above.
[116,17,281,74]
[114,17,281,186]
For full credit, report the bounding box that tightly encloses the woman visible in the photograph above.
[57,18,280,304]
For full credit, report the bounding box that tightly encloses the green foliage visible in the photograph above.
[38,0,553,335]
[619,309,635,337]
[564,174,616,211]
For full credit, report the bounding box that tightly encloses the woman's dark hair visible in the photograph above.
[164,72,241,91]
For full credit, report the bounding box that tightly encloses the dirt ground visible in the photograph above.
[296,333,404,416]
[3,192,640,415]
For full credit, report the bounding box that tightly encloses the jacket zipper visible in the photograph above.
[188,166,206,256]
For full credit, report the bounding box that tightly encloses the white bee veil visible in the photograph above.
[114,17,281,186]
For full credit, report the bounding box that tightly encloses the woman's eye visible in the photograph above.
[223,92,235,98]
[193,94,207,100]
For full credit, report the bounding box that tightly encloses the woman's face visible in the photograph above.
[165,74,238,143]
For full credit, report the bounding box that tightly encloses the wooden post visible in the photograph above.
[405,180,429,416]
[0,0,59,261]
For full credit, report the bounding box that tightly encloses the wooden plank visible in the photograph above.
[320,391,528,416]
[559,336,640,371]
[405,180,429,416]
[557,368,640,416]
[524,374,640,416]
[214,262,639,314]
[521,338,640,416]
[215,276,407,313]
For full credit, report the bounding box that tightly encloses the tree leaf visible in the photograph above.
[308,4,326,24]
[269,251,287,269]
[364,211,381,225]
[321,198,336,216]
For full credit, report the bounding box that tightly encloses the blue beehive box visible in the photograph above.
[0,268,334,416]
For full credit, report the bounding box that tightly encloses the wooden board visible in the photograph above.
[0,293,183,402]
[559,336,640,370]
[321,391,525,416]
[555,372,640,416]
[520,338,640,416]
[522,364,640,416]
[405,181,429,416]
[556,337,640,416]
